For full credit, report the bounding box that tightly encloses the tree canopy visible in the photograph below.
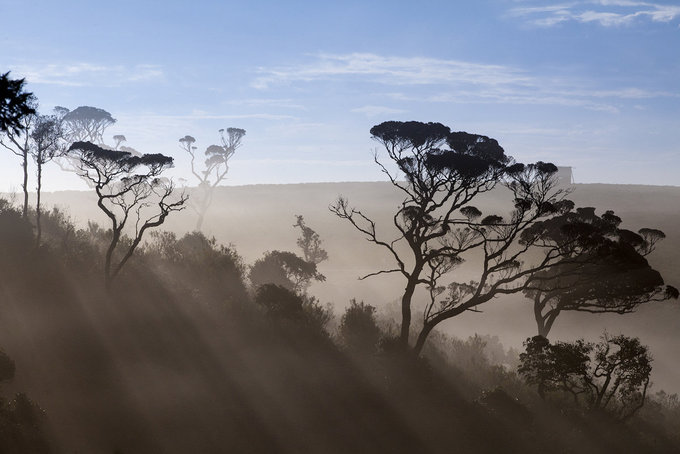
[519,333,653,420]
[333,121,585,354]
[523,208,678,336]
[0,72,36,134]
[61,106,116,145]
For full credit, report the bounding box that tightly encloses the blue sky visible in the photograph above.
[1,0,679,190]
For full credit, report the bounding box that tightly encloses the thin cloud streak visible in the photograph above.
[11,63,164,87]
[252,53,533,89]
[122,113,299,121]
[253,53,674,113]
[351,105,407,117]
[224,98,308,110]
[510,1,680,26]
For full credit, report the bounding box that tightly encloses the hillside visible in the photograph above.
[29,181,680,393]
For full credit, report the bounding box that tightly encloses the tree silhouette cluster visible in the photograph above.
[519,333,653,420]
[179,128,245,231]
[524,208,678,336]
[333,121,677,355]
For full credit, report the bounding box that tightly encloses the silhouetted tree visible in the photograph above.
[60,106,115,145]
[56,106,118,186]
[519,333,653,420]
[332,121,583,354]
[519,335,590,401]
[523,208,678,336]
[588,333,653,420]
[112,134,126,150]
[179,128,245,230]
[255,284,331,332]
[339,299,382,353]
[0,98,38,218]
[0,72,36,134]
[1,105,64,232]
[294,215,328,265]
[67,141,187,287]
[28,114,65,246]
[249,250,325,293]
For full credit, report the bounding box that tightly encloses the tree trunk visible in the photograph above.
[400,278,418,346]
[413,321,435,356]
[195,211,205,232]
[21,152,28,218]
[104,229,121,290]
[35,162,42,248]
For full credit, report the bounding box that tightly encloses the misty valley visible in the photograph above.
[1,76,680,453]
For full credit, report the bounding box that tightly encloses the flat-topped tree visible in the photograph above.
[179,127,245,231]
[67,141,187,287]
[55,106,118,187]
[524,208,678,337]
[332,121,604,354]
[61,106,115,145]
[112,134,126,150]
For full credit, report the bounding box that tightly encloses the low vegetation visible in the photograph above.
[0,201,677,453]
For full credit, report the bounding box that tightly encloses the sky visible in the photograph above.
[1,0,679,191]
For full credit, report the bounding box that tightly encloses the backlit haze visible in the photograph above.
[2,0,679,191]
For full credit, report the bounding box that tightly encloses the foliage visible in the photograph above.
[249,250,325,293]
[589,333,653,420]
[145,230,249,304]
[519,333,653,420]
[518,335,591,402]
[0,72,36,134]
[294,215,328,265]
[523,208,678,336]
[60,106,116,145]
[339,299,382,353]
[254,284,331,332]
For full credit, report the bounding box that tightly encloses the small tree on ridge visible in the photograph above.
[67,141,187,287]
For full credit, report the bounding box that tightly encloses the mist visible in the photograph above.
[2,1,680,452]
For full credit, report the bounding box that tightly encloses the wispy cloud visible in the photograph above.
[510,1,680,26]
[253,53,675,113]
[351,105,406,117]
[11,63,164,87]
[224,98,307,110]
[126,113,298,121]
[252,53,532,89]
